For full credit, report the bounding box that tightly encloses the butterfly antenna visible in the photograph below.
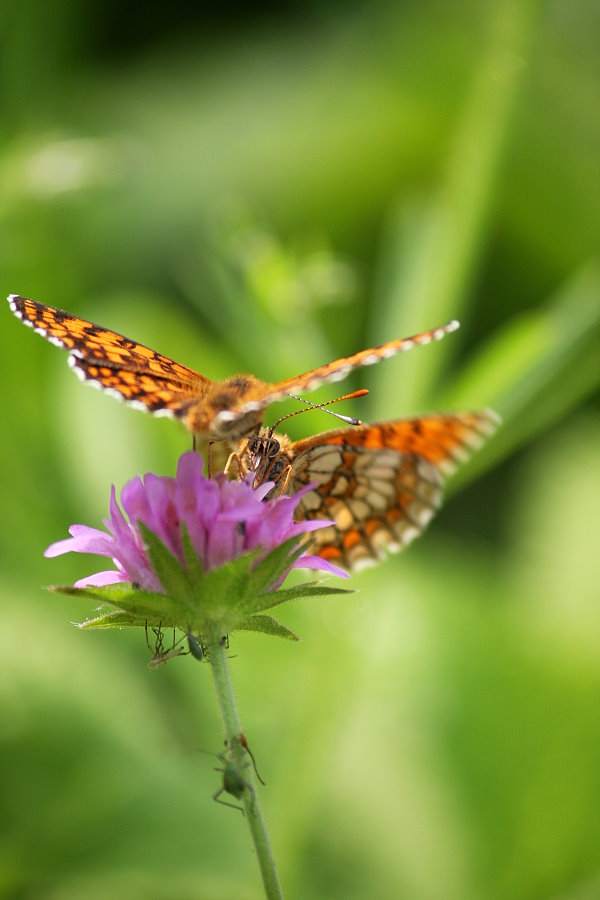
[272,389,368,431]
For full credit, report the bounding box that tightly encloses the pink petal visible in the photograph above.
[294,554,349,579]
[74,570,130,587]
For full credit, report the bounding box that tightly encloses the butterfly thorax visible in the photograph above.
[184,374,268,440]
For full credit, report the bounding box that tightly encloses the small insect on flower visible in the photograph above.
[145,623,207,669]
[187,633,206,661]
[213,734,264,814]
[145,622,189,669]
[213,752,254,815]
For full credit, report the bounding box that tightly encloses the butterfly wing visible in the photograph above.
[8,295,211,418]
[280,411,499,571]
[212,320,460,433]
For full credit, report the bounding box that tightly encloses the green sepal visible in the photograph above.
[189,549,260,621]
[137,521,195,609]
[234,614,299,641]
[243,581,355,615]
[50,529,347,643]
[244,537,306,598]
[49,582,187,629]
[181,523,204,584]
[77,608,147,629]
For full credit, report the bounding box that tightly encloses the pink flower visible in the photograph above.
[45,452,347,591]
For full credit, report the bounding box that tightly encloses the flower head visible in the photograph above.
[45,452,347,592]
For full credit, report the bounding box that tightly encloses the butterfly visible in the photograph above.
[242,410,499,571]
[7,294,461,441]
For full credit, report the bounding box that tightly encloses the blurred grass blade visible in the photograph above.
[444,260,600,489]
[369,0,537,415]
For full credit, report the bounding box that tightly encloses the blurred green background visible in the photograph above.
[1,1,599,897]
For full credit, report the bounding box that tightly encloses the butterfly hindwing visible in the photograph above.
[269,411,499,570]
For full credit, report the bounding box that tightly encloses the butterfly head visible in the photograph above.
[244,428,291,489]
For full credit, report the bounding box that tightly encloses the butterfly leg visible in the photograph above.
[223,452,246,479]
[277,464,293,496]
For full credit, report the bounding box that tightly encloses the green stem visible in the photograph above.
[207,632,284,900]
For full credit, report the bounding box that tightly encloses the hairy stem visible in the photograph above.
[207,632,284,900]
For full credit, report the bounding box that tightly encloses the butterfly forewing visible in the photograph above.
[68,358,207,416]
[212,319,460,431]
[9,294,211,418]
[8,295,469,448]
[261,411,499,571]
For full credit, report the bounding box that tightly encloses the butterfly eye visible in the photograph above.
[267,439,280,458]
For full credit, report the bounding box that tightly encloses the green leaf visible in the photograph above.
[234,614,299,641]
[49,583,189,628]
[77,609,147,629]
[48,582,140,604]
[243,582,355,616]
[137,522,195,607]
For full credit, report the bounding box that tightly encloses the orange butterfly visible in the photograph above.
[9,293,498,568]
[7,294,461,441]
[241,411,499,571]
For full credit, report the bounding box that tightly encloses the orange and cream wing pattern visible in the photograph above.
[278,411,500,571]
[8,295,211,418]
[213,319,460,432]
[8,294,465,442]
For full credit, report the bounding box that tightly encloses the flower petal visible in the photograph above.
[44,525,115,558]
[75,569,130,588]
[293,554,350,579]
[45,453,348,600]
[206,518,239,569]
[108,485,163,592]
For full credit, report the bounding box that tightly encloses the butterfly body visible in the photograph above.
[181,374,268,439]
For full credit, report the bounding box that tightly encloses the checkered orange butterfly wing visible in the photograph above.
[256,411,499,571]
[8,294,211,418]
[8,294,461,440]
[220,318,460,427]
